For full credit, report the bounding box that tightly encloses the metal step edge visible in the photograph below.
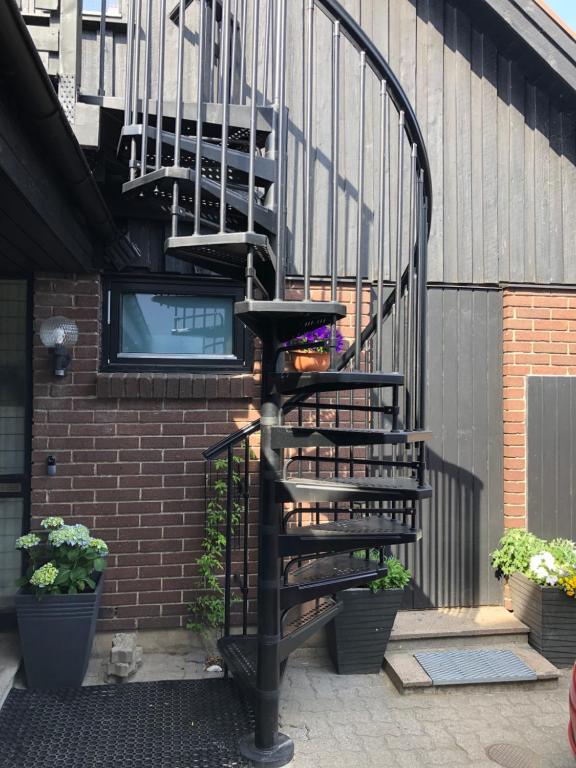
[271,426,433,449]
[122,167,276,233]
[276,478,432,504]
[280,598,343,660]
[120,125,276,184]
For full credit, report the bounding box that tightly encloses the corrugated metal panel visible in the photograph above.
[527,376,576,541]
[397,287,503,608]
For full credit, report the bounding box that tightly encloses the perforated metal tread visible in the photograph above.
[120,125,276,185]
[280,514,421,556]
[219,598,342,693]
[0,679,253,768]
[123,167,276,233]
[281,553,386,609]
[235,300,346,343]
[276,476,432,504]
[165,232,276,291]
[414,649,538,686]
[271,371,404,396]
[271,425,433,449]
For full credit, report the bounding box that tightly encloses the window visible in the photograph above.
[83,0,121,16]
[103,276,251,372]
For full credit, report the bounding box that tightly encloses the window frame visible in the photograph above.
[102,275,252,373]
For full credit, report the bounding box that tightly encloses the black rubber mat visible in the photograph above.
[0,679,254,768]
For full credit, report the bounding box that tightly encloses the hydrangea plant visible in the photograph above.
[15,517,108,598]
[491,529,576,599]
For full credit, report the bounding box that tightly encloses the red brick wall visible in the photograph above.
[503,288,576,531]
[31,274,259,632]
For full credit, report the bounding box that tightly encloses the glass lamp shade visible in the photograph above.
[39,316,79,348]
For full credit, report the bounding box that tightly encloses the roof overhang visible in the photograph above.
[462,0,576,109]
[0,0,140,274]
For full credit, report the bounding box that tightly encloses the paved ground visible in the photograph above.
[80,647,575,768]
[281,651,574,768]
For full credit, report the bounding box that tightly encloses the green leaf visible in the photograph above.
[68,585,78,595]
[93,558,106,572]
[85,577,96,590]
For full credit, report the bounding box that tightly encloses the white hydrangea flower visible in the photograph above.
[529,551,564,585]
[40,516,64,530]
[15,533,41,550]
[48,524,91,549]
[29,562,58,588]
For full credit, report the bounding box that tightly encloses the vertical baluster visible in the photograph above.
[155,0,167,171]
[98,0,107,96]
[140,0,152,177]
[353,52,367,368]
[209,0,217,100]
[220,0,231,233]
[230,0,239,103]
[194,0,207,233]
[242,438,250,635]
[273,0,287,300]
[375,81,388,373]
[393,112,405,371]
[329,20,340,370]
[224,446,234,640]
[246,0,260,301]
[303,0,314,301]
[129,0,142,180]
[172,0,186,237]
[261,0,271,105]
[124,0,134,126]
[239,0,248,104]
[417,181,428,488]
[405,144,418,431]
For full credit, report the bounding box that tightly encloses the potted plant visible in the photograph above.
[14,516,108,688]
[326,555,411,674]
[491,529,576,666]
[286,325,344,373]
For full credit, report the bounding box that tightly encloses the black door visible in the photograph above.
[0,279,31,628]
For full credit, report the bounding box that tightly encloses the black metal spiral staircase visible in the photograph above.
[110,0,433,764]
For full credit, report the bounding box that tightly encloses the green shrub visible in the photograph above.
[490,529,546,578]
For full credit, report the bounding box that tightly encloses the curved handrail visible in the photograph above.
[316,0,433,229]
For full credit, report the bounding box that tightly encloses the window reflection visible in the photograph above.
[120,293,234,357]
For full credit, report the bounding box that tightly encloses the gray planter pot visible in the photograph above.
[16,573,104,689]
[326,587,404,675]
[510,571,576,667]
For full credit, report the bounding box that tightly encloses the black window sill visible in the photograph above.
[96,373,258,400]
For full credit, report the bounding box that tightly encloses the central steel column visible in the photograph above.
[240,335,294,767]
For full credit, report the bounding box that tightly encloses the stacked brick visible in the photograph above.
[503,288,576,530]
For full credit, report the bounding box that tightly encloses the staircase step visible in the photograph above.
[218,597,342,698]
[385,646,560,694]
[276,476,432,504]
[280,597,342,659]
[281,553,387,610]
[165,232,275,292]
[271,371,404,396]
[280,515,422,557]
[389,608,530,652]
[123,167,276,234]
[271,426,432,449]
[0,633,20,710]
[235,300,346,343]
[121,125,276,186]
[85,95,274,143]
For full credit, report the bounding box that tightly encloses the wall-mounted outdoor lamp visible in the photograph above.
[39,316,79,377]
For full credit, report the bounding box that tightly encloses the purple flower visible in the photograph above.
[286,324,345,354]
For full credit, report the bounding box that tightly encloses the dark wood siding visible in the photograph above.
[527,376,576,541]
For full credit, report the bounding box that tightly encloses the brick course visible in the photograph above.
[502,288,576,531]
[31,273,260,632]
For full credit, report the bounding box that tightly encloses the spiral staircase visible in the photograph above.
[112,0,433,764]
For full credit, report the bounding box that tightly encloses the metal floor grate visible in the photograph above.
[0,679,254,768]
[414,649,538,686]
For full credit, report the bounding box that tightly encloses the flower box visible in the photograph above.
[16,572,104,689]
[510,571,576,667]
[326,587,404,675]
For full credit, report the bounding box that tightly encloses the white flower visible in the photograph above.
[529,551,564,585]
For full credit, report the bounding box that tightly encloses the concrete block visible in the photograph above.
[106,633,143,681]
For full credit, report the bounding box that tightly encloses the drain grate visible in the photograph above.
[0,679,254,768]
[414,649,537,686]
[486,743,541,768]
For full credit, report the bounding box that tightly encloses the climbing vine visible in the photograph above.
[187,455,243,634]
